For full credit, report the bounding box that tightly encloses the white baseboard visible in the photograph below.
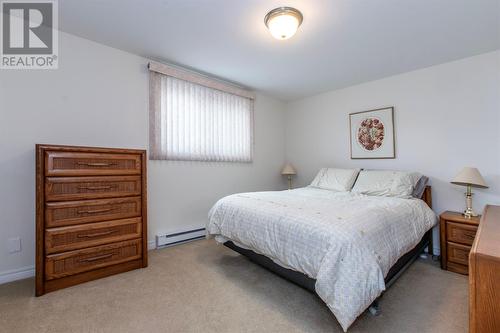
[0,265,35,285]
[148,240,156,251]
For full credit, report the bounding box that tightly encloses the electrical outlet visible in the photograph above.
[7,237,21,253]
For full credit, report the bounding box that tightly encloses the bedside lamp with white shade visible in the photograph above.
[281,163,296,190]
[451,167,488,218]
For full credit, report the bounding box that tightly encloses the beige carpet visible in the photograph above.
[0,239,468,333]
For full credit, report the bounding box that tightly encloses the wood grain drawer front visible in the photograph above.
[45,239,142,280]
[45,197,141,228]
[45,218,142,254]
[447,261,468,275]
[45,176,141,201]
[446,221,477,246]
[45,152,141,176]
[447,242,471,266]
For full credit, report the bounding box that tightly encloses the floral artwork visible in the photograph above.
[350,107,395,159]
[357,118,384,151]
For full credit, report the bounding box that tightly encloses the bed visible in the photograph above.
[207,171,437,331]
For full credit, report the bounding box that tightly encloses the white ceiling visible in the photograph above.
[59,0,500,101]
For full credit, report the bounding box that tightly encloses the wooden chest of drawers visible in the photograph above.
[36,145,147,296]
[469,205,500,333]
[440,211,480,275]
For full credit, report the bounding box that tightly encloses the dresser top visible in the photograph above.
[472,205,500,258]
[36,143,146,154]
[441,211,481,226]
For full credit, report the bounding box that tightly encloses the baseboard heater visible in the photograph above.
[156,228,206,248]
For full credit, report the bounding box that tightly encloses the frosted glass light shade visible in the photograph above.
[265,7,303,40]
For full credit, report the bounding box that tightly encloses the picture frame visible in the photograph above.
[349,107,395,159]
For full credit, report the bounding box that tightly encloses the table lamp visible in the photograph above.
[451,167,488,218]
[281,163,297,190]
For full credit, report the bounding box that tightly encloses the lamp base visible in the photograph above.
[462,186,477,218]
[463,207,478,219]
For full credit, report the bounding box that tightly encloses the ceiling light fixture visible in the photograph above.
[264,7,303,40]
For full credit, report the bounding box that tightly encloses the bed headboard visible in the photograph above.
[422,186,432,209]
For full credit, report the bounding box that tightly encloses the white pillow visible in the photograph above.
[351,170,422,198]
[310,168,361,191]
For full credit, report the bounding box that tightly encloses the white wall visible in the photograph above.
[1,30,497,279]
[0,32,286,279]
[285,51,500,253]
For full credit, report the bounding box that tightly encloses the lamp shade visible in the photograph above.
[451,167,488,188]
[281,163,296,175]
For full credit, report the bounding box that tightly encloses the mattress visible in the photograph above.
[207,187,437,331]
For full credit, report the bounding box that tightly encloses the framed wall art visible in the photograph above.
[349,107,395,159]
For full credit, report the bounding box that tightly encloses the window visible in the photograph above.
[149,62,254,162]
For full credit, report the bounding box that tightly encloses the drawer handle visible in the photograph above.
[77,208,112,214]
[76,162,117,167]
[463,233,475,239]
[77,186,113,191]
[78,253,113,263]
[77,230,117,238]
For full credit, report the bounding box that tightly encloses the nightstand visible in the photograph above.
[440,211,480,275]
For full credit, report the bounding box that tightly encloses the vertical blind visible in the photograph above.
[149,68,254,162]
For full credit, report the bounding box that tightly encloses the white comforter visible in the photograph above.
[207,187,437,331]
